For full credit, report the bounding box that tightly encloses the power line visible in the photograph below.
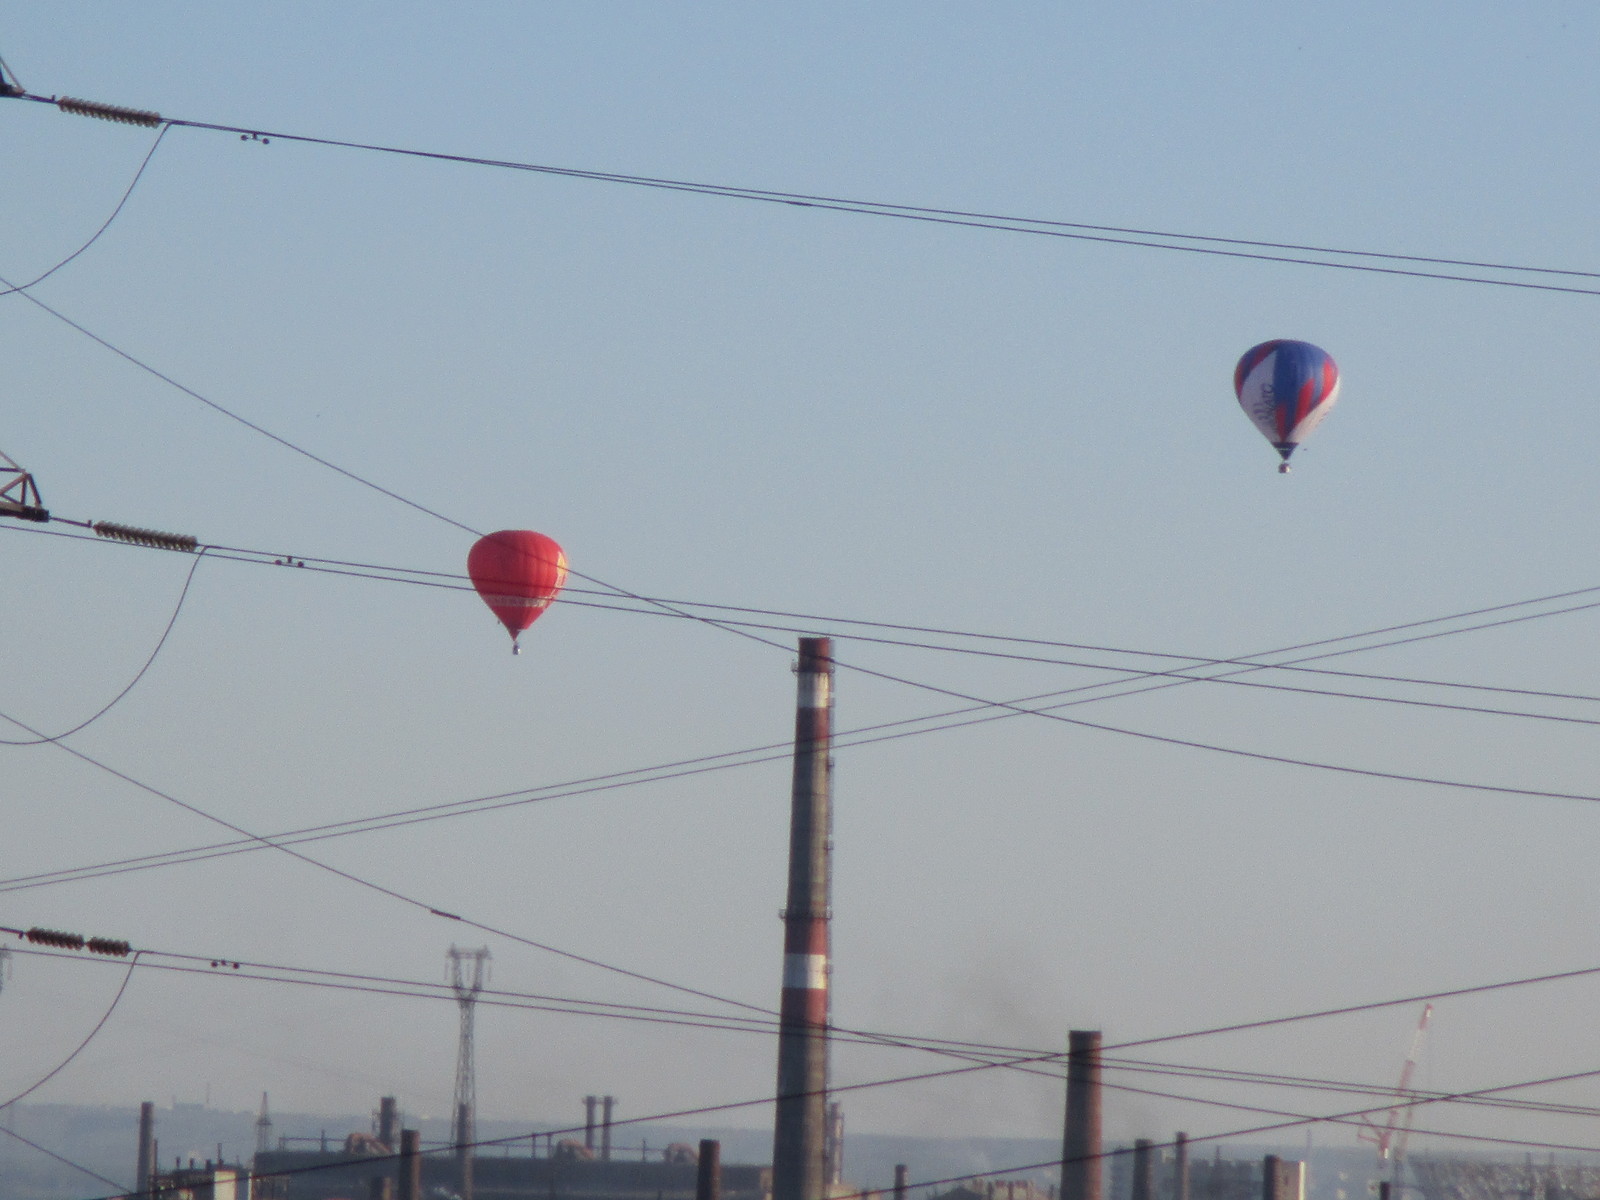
[5,567,1599,899]
[1100,1055,1600,1123]
[11,520,1600,722]
[1,308,1594,1030]
[17,520,1600,759]
[870,1064,1600,1200]
[5,88,1598,818]
[0,703,777,1019]
[0,549,204,746]
[0,954,140,1108]
[136,1059,1600,1200]
[1096,1074,1600,1159]
[9,265,1599,801]
[15,935,1600,1124]
[8,88,1600,296]
[0,273,480,536]
[0,122,168,298]
[0,1123,129,1194]
[16,931,1600,1198]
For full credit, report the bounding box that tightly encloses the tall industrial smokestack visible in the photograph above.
[378,1098,399,1149]
[1132,1140,1154,1200]
[584,1096,597,1151]
[398,1130,421,1200]
[137,1102,155,1197]
[1061,1030,1103,1200]
[771,636,835,1200]
[1174,1132,1190,1200]
[697,1139,722,1200]
[601,1096,614,1161]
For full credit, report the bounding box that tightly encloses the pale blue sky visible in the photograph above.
[3,1,1600,1166]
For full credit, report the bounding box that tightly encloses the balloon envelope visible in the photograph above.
[467,530,568,647]
[1234,340,1340,466]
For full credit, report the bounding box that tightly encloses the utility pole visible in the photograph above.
[771,637,834,1200]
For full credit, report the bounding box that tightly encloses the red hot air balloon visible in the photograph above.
[467,530,568,654]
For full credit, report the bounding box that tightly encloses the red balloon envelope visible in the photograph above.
[467,530,568,653]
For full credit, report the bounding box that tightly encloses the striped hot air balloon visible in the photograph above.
[1234,340,1340,473]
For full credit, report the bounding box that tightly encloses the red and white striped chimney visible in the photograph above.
[772,637,834,1200]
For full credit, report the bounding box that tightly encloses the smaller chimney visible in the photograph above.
[398,1130,421,1200]
[697,1140,722,1200]
[584,1096,597,1151]
[378,1097,398,1149]
[1132,1140,1153,1200]
[137,1101,155,1197]
[1061,1031,1103,1200]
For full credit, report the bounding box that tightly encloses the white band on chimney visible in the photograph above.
[798,673,831,710]
[783,953,828,990]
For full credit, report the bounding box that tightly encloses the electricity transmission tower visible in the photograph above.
[448,946,492,1151]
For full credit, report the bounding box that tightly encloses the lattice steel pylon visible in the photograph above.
[448,946,492,1150]
[0,447,48,523]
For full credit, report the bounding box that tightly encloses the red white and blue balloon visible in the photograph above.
[1233,340,1340,473]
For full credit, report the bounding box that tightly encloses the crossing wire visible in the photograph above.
[8,87,1600,296]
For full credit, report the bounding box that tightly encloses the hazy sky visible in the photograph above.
[4,1,1600,1179]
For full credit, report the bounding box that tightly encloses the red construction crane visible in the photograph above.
[1359,1003,1434,1179]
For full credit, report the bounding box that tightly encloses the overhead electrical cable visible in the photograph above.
[63,1053,1600,1200]
[0,704,778,1018]
[1095,1074,1600,1157]
[14,936,1600,1117]
[5,571,1600,899]
[0,549,204,746]
[815,645,1600,809]
[0,272,479,536]
[6,269,1598,786]
[25,939,1600,1146]
[0,122,168,297]
[0,954,139,1108]
[0,1124,129,1194]
[0,277,816,675]
[8,520,1600,782]
[4,95,1597,822]
[1,284,1595,1017]
[7,88,1600,296]
[850,1064,1600,1200]
[9,77,1600,1182]
[21,924,1600,1198]
[1099,1054,1600,1122]
[10,521,1600,718]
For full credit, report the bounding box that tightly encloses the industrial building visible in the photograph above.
[130,1094,770,1200]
